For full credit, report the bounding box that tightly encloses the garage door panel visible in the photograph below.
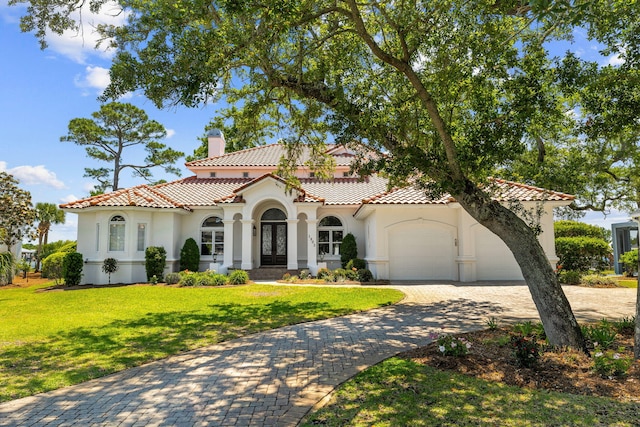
[474,227,523,280]
[389,224,456,280]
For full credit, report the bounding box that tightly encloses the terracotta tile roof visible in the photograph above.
[299,176,389,205]
[60,174,573,211]
[59,185,191,210]
[363,178,574,205]
[185,143,354,168]
[488,178,575,202]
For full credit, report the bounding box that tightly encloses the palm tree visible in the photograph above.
[35,203,66,271]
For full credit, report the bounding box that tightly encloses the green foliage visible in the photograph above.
[340,234,357,268]
[179,273,197,287]
[101,258,119,285]
[486,317,499,330]
[228,269,249,285]
[357,268,374,283]
[581,274,618,287]
[16,258,30,279]
[0,172,36,258]
[316,268,331,280]
[299,269,310,280]
[555,236,611,272]
[41,252,66,284]
[592,347,633,378]
[60,102,184,192]
[557,270,582,285]
[582,322,617,350]
[34,202,65,271]
[164,272,181,285]
[179,238,200,272]
[0,252,15,285]
[62,252,83,287]
[512,321,536,337]
[612,316,635,335]
[40,240,76,262]
[619,249,638,277]
[554,221,608,240]
[428,332,471,357]
[345,258,366,270]
[511,335,540,368]
[145,246,166,281]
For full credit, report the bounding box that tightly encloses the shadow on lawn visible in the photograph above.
[0,300,343,402]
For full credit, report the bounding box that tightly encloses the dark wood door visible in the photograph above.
[261,222,287,265]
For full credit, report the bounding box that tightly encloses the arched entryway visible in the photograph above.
[260,208,287,265]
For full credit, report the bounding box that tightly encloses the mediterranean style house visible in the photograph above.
[60,131,573,285]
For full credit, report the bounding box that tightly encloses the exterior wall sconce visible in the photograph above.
[253,225,257,236]
[84,258,89,264]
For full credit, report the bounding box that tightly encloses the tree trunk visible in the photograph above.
[454,184,586,351]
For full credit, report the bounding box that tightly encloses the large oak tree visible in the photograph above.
[12,0,637,349]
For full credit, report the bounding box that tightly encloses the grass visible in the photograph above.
[616,278,638,288]
[302,358,640,427]
[0,282,402,402]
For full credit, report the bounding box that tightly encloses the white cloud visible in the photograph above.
[44,1,127,64]
[61,194,80,204]
[166,129,176,139]
[5,165,65,189]
[74,65,110,95]
[607,53,624,66]
[82,182,96,193]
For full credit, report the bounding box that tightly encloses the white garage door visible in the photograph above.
[474,226,523,280]
[389,223,457,280]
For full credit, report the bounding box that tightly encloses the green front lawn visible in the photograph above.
[0,282,402,402]
[302,358,640,427]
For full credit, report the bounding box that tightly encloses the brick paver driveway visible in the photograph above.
[0,283,635,426]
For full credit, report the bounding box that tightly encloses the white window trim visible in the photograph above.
[318,216,344,260]
[108,215,126,252]
[201,216,224,259]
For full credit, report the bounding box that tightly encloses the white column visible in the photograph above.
[222,219,234,272]
[306,219,319,274]
[287,219,299,270]
[241,219,254,270]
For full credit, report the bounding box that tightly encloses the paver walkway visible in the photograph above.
[0,283,636,426]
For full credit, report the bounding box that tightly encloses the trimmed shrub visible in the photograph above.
[555,236,611,272]
[180,238,200,272]
[316,268,331,279]
[357,268,374,282]
[581,274,618,287]
[229,269,249,285]
[179,273,197,287]
[333,268,348,279]
[340,233,358,267]
[558,269,582,285]
[210,273,229,286]
[619,249,638,277]
[555,220,608,239]
[165,272,181,285]
[299,269,310,280]
[63,252,83,286]
[346,258,366,270]
[145,246,167,281]
[42,252,66,283]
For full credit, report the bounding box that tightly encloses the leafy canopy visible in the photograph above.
[0,171,36,253]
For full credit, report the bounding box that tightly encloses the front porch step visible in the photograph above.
[248,267,298,281]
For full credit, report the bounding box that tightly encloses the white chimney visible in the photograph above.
[207,129,226,158]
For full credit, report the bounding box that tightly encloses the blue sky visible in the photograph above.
[0,1,633,244]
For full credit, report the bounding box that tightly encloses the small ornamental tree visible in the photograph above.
[145,246,166,281]
[102,257,119,284]
[63,252,83,286]
[620,249,638,277]
[180,238,200,272]
[340,233,358,267]
[554,221,612,273]
[41,252,66,285]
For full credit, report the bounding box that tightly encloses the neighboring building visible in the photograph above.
[611,221,638,275]
[60,131,573,285]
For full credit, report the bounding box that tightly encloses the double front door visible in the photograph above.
[261,222,287,265]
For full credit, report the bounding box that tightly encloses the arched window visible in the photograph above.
[318,216,343,257]
[109,215,126,252]
[201,216,224,257]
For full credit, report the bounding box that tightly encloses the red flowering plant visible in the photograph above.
[511,335,540,367]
